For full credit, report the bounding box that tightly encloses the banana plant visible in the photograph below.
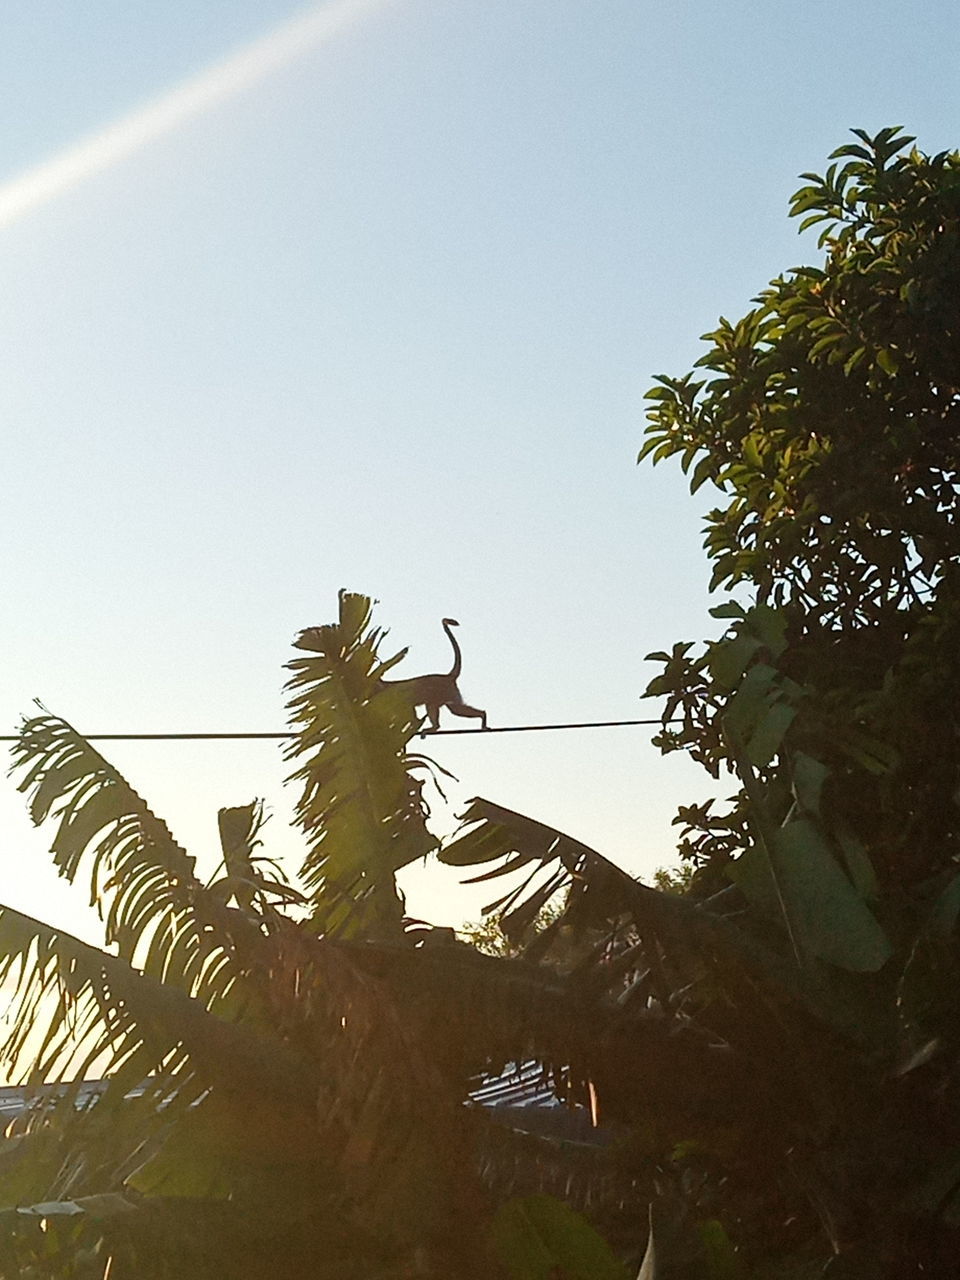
[0,593,650,1279]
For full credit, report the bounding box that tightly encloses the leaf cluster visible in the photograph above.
[640,127,960,616]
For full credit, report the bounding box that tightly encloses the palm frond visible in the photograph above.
[441,797,698,957]
[214,801,305,914]
[342,936,797,1180]
[440,799,885,1055]
[0,900,321,1206]
[285,590,436,939]
[0,903,314,1105]
[344,938,601,1099]
[10,717,276,1018]
[12,715,203,926]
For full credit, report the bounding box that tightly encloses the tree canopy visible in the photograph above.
[642,126,960,889]
[635,127,960,1274]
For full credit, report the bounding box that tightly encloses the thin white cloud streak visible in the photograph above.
[0,0,394,230]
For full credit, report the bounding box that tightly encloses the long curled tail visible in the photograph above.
[441,617,462,680]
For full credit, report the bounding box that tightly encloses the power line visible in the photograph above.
[428,718,673,735]
[0,718,675,743]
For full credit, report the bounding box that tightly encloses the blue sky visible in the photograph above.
[0,0,957,934]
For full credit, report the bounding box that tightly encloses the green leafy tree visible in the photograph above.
[641,125,960,895]
[633,127,960,1272]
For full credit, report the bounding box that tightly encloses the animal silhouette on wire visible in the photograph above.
[384,617,488,732]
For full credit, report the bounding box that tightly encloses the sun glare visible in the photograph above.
[0,0,395,230]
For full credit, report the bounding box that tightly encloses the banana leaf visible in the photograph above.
[285,591,437,939]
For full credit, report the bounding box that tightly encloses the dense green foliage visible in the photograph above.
[641,127,960,895]
[630,127,960,1274]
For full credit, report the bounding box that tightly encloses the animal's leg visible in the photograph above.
[447,699,487,730]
